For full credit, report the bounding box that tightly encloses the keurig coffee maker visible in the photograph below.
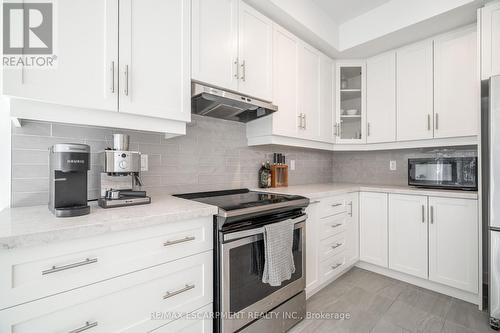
[48,144,91,217]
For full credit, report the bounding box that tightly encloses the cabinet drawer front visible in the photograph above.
[0,252,213,333]
[319,213,348,240]
[319,252,347,283]
[319,233,347,262]
[319,196,347,218]
[0,217,212,310]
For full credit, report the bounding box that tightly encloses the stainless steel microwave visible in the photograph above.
[408,157,477,190]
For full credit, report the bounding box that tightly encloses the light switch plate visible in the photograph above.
[290,160,296,171]
[390,160,397,171]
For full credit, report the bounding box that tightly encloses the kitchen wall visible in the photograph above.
[331,146,478,186]
[10,116,334,207]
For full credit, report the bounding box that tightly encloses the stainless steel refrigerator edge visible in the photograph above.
[486,75,500,329]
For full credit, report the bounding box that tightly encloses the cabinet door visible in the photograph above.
[318,55,335,143]
[366,51,396,143]
[346,192,359,265]
[191,0,238,91]
[396,40,434,141]
[428,197,478,293]
[2,0,118,111]
[305,201,320,295]
[298,43,321,140]
[271,25,300,137]
[434,26,478,138]
[238,1,273,101]
[388,194,428,279]
[119,0,190,122]
[481,1,500,79]
[359,192,388,267]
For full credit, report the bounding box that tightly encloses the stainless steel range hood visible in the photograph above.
[191,83,278,123]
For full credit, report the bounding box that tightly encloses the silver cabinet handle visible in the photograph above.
[331,263,342,270]
[333,123,338,136]
[163,284,195,300]
[163,236,195,247]
[367,122,371,136]
[331,243,343,249]
[331,203,342,207]
[427,114,431,131]
[338,121,343,138]
[348,202,353,216]
[331,223,342,228]
[298,114,303,129]
[68,321,98,333]
[421,205,425,223]
[110,61,115,93]
[240,60,246,81]
[303,114,306,129]
[430,206,434,224]
[42,258,98,275]
[310,200,321,205]
[124,65,129,96]
[435,113,439,130]
[233,58,239,79]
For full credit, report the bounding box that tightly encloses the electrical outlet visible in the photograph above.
[290,160,296,171]
[390,160,397,171]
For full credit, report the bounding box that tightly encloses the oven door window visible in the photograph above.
[226,228,303,314]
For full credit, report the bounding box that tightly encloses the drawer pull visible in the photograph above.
[330,223,342,229]
[68,321,98,333]
[163,236,196,247]
[331,203,342,207]
[331,263,342,270]
[163,284,195,300]
[310,200,321,205]
[331,243,343,249]
[42,258,98,275]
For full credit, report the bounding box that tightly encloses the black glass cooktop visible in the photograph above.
[173,188,307,214]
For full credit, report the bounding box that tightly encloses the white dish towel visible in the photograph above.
[262,219,296,286]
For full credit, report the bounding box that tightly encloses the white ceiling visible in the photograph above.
[312,0,392,24]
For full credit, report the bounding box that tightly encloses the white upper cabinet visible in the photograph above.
[366,52,396,143]
[359,192,388,267]
[388,194,428,279]
[191,0,272,101]
[428,197,478,293]
[2,0,118,112]
[270,26,300,138]
[119,0,190,122]
[396,40,434,141]
[319,55,335,143]
[481,1,500,80]
[191,0,238,91]
[238,1,273,101]
[335,62,366,144]
[298,43,321,140]
[434,25,478,138]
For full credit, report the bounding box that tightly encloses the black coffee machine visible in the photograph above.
[49,143,91,217]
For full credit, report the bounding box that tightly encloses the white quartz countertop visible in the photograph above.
[256,183,479,200]
[0,195,218,250]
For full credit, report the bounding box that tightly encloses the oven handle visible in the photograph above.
[223,214,307,242]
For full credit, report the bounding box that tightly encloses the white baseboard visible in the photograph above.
[356,261,480,305]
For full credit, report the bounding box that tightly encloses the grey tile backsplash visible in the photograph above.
[10,116,478,207]
[331,146,477,186]
[11,116,334,207]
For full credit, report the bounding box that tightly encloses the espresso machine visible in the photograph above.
[98,134,151,208]
[49,143,91,217]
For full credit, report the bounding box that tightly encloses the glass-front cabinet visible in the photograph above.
[335,62,366,144]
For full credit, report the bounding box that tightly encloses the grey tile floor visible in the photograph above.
[289,267,496,333]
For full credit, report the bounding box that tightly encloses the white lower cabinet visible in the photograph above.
[388,194,428,279]
[361,192,479,294]
[305,192,359,296]
[428,197,479,293]
[359,192,388,267]
[0,251,213,333]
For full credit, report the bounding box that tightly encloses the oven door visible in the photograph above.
[220,214,306,333]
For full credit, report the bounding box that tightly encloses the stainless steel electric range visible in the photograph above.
[174,189,309,333]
